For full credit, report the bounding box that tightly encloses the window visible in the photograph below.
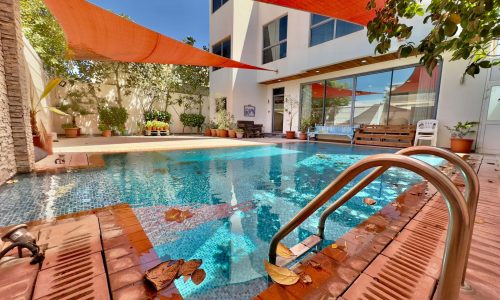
[310,14,364,47]
[263,15,288,64]
[212,0,228,13]
[212,37,231,71]
[300,64,442,127]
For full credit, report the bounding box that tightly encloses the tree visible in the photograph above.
[366,0,500,77]
[171,37,209,115]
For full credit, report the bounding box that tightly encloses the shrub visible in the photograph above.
[61,123,75,129]
[99,106,129,132]
[144,110,171,123]
[180,113,205,130]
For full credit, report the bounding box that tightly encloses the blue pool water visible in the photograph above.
[0,143,441,299]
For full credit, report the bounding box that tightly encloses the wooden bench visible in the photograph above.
[237,121,263,138]
[308,125,359,143]
[354,124,417,148]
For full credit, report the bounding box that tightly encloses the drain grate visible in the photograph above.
[42,234,102,270]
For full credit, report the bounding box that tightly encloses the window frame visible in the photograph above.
[212,0,229,13]
[299,63,443,127]
[262,14,288,65]
[309,14,364,48]
[211,36,232,72]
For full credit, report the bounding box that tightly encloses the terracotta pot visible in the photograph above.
[286,131,296,139]
[64,128,79,138]
[210,129,217,136]
[218,129,229,138]
[152,127,157,131]
[236,132,244,139]
[44,134,53,155]
[33,135,43,148]
[450,138,474,153]
[77,128,81,136]
[145,129,152,136]
[102,129,112,137]
[299,132,307,140]
[228,130,236,138]
[204,128,212,136]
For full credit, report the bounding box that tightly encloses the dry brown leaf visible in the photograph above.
[300,274,313,284]
[179,259,202,277]
[488,179,495,183]
[263,260,300,286]
[277,243,294,259]
[165,208,182,222]
[145,260,182,291]
[363,198,376,206]
[365,224,377,232]
[308,260,321,269]
[391,202,403,208]
[191,269,206,285]
[475,218,485,224]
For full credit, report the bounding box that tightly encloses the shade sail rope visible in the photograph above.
[44,0,272,71]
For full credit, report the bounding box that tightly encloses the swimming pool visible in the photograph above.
[0,143,440,298]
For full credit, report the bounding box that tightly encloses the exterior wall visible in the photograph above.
[209,0,492,149]
[0,0,34,178]
[52,84,209,135]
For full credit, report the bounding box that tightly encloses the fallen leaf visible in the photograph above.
[277,243,295,259]
[391,202,403,208]
[165,208,182,222]
[300,274,313,284]
[308,260,321,269]
[488,179,495,183]
[475,218,485,224]
[179,259,202,277]
[6,179,18,184]
[183,275,190,282]
[363,198,376,206]
[365,224,377,232]
[331,244,338,249]
[355,235,364,239]
[145,260,182,291]
[263,260,300,286]
[191,269,206,285]
[179,210,194,221]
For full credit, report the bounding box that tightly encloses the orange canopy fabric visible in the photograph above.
[44,0,270,71]
[254,0,386,26]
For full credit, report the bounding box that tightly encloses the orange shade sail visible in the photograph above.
[254,0,386,26]
[43,0,270,71]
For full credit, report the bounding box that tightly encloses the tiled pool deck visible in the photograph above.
[0,152,498,299]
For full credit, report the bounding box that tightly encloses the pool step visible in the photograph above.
[276,235,322,267]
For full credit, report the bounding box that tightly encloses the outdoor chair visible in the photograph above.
[414,119,439,147]
[237,121,263,138]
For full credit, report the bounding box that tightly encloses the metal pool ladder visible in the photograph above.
[268,147,478,300]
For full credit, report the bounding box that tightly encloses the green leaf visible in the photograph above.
[46,106,69,116]
[478,60,492,68]
[40,78,62,100]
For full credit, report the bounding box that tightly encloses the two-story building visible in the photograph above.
[209,0,500,153]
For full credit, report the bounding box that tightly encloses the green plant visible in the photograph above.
[235,128,244,134]
[99,106,129,133]
[366,0,500,77]
[300,118,313,133]
[216,110,233,130]
[30,78,69,135]
[180,113,206,132]
[145,121,154,130]
[61,123,75,129]
[284,95,299,132]
[144,110,171,123]
[445,121,479,139]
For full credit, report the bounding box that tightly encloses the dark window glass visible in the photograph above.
[310,20,334,47]
[212,0,228,13]
[263,15,288,64]
[311,14,330,26]
[212,38,231,71]
[335,20,364,39]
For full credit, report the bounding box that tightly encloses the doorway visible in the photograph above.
[478,83,500,154]
[272,88,285,132]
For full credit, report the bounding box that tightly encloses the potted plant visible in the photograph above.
[98,106,129,137]
[216,110,231,138]
[203,122,213,136]
[145,121,153,136]
[235,128,244,139]
[210,121,218,137]
[62,123,78,138]
[299,118,311,140]
[98,123,112,137]
[228,121,237,138]
[284,95,299,139]
[445,121,479,153]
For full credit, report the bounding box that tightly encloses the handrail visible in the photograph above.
[268,154,470,300]
[317,146,479,289]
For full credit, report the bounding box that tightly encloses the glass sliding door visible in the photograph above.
[300,82,325,125]
[389,65,439,125]
[272,88,285,132]
[324,78,354,125]
[353,71,392,125]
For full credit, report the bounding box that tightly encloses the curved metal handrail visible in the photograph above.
[268,154,470,300]
[317,146,479,288]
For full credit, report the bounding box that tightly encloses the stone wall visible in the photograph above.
[0,0,35,183]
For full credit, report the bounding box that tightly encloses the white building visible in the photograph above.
[209,0,500,154]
